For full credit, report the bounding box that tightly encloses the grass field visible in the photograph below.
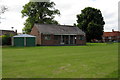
[2,43,118,78]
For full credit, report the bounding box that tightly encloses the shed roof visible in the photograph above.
[13,34,36,37]
[34,24,85,35]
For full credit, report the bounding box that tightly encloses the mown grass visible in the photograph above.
[2,43,118,78]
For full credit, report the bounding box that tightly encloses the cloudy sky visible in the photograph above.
[0,0,119,33]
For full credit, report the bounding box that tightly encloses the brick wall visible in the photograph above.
[76,35,86,45]
[30,26,86,45]
[41,34,55,45]
[30,26,41,45]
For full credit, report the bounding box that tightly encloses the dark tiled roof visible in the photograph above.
[34,24,85,35]
[0,30,17,36]
[0,30,14,32]
[103,31,120,37]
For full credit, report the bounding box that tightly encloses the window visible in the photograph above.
[54,35,59,40]
[79,35,84,40]
[105,37,108,39]
[108,37,112,39]
[118,36,120,38]
[44,35,51,40]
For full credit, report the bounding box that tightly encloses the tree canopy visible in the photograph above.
[75,7,105,42]
[21,2,60,33]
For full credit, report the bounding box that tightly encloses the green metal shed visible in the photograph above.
[12,34,36,46]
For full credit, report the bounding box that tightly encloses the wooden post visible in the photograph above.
[68,35,70,44]
[73,35,75,44]
[61,35,63,44]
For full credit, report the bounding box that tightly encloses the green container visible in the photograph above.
[14,37,24,46]
[26,37,35,46]
[13,34,36,47]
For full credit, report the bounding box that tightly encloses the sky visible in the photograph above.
[0,0,119,33]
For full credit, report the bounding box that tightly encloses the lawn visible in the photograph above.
[2,43,118,78]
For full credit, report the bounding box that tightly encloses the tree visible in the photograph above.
[0,6,8,23]
[75,7,105,42]
[21,2,60,33]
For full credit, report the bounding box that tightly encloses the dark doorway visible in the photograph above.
[63,35,76,44]
[70,35,76,44]
[63,35,69,44]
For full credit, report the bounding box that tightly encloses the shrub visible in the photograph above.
[2,34,11,45]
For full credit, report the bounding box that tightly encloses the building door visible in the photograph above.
[14,37,24,46]
[26,37,35,46]
[63,35,69,44]
[72,35,76,44]
[60,35,76,45]
[70,35,76,44]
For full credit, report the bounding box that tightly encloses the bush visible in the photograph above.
[2,35,11,45]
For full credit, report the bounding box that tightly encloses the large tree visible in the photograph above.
[75,7,105,42]
[21,2,60,33]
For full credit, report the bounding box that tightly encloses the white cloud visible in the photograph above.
[53,0,119,32]
[0,0,119,33]
[0,0,29,32]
